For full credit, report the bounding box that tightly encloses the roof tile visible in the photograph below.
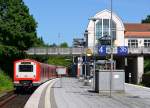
[124,23,150,38]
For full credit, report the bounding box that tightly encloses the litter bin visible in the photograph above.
[95,70,125,92]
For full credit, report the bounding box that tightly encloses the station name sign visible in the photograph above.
[98,46,128,56]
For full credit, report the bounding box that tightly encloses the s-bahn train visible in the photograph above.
[13,59,67,90]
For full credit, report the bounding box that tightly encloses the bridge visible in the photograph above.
[26,47,150,55]
[26,47,150,84]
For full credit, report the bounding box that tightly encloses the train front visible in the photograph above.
[14,59,40,89]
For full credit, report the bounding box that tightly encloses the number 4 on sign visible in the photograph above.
[98,46,106,56]
[100,47,103,53]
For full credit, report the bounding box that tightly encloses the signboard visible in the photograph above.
[56,68,66,75]
[86,48,93,56]
[98,46,106,56]
[117,46,128,56]
[98,46,128,56]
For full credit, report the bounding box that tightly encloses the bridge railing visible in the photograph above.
[26,47,150,55]
[128,47,142,54]
[143,47,150,54]
[128,47,150,54]
[26,47,87,55]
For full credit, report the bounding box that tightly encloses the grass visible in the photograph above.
[0,70,14,94]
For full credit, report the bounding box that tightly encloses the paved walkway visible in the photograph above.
[24,78,59,108]
[125,83,150,99]
[52,77,150,108]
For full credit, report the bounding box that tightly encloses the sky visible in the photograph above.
[23,0,150,46]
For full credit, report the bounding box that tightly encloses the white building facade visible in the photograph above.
[85,9,150,83]
[87,9,125,47]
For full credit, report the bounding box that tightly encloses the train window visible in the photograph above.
[19,65,33,72]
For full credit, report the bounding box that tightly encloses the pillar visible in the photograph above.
[137,56,144,83]
[77,57,83,77]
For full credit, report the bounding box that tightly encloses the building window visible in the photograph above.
[103,19,109,36]
[144,40,150,47]
[96,19,102,39]
[112,20,116,40]
[96,19,116,43]
[128,40,138,48]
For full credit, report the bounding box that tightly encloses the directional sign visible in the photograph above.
[86,48,93,56]
[98,46,106,56]
[117,46,128,56]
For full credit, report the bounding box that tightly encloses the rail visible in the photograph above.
[0,90,16,107]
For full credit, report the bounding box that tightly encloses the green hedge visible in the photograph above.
[142,72,150,87]
[0,70,13,93]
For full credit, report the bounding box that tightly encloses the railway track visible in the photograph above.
[0,90,31,108]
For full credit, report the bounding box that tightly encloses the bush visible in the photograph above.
[144,58,150,72]
[47,56,72,67]
[142,71,150,87]
[0,70,13,93]
[0,45,26,77]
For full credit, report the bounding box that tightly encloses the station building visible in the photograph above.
[84,9,150,84]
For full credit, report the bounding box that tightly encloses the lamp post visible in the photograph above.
[84,55,87,79]
[84,30,88,79]
[89,18,96,90]
[93,19,96,91]
[110,0,113,98]
[110,0,113,63]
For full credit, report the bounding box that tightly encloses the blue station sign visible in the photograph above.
[117,46,128,56]
[98,46,128,56]
[98,46,106,56]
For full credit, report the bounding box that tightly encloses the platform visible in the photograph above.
[25,77,150,108]
[53,78,150,108]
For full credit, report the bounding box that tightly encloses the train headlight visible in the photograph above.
[33,75,36,78]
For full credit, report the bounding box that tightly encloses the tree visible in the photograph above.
[49,43,57,47]
[0,0,43,50]
[141,15,150,23]
[144,58,150,73]
[34,37,45,47]
[47,56,72,67]
[0,0,45,78]
[141,15,150,74]
[60,42,68,48]
[0,45,26,77]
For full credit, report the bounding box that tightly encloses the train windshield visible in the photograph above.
[19,65,33,72]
